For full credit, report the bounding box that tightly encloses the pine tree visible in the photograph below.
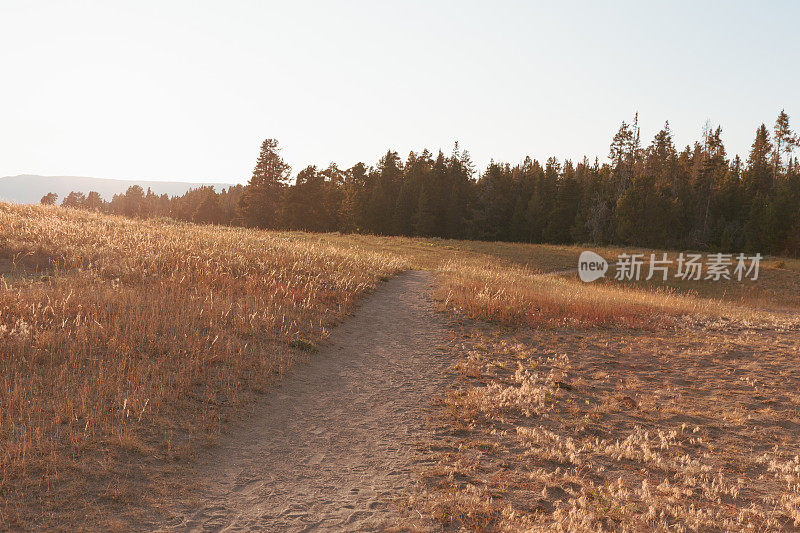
[431,151,449,234]
[609,120,633,196]
[194,189,224,225]
[744,125,773,194]
[392,151,423,235]
[40,192,58,205]
[122,186,145,218]
[321,163,345,231]
[393,180,416,236]
[544,166,581,244]
[61,191,86,208]
[444,144,474,238]
[367,151,402,235]
[774,109,797,177]
[414,182,436,237]
[509,195,527,242]
[238,139,291,228]
[84,191,103,211]
[340,163,369,232]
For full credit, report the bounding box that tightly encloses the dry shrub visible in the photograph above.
[410,485,503,532]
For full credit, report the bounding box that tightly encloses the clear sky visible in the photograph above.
[1,1,797,183]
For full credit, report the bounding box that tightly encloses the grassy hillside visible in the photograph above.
[1,202,798,529]
[0,203,405,528]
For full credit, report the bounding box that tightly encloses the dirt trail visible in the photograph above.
[162,271,452,532]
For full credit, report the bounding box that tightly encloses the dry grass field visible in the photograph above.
[410,323,800,531]
[404,249,800,531]
[0,203,405,528]
[1,202,799,530]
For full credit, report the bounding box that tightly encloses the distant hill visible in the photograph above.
[0,175,239,205]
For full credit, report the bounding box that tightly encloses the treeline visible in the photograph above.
[44,111,800,255]
[41,185,246,225]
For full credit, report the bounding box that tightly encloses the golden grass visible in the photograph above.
[433,257,798,330]
[425,240,583,273]
[413,244,800,530]
[425,238,800,312]
[0,203,405,527]
[2,202,798,528]
[285,234,800,331]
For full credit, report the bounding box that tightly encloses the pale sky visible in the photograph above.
[1,1,797,183]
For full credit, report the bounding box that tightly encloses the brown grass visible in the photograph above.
[391,239,800,531]
[2,202,798,529]
[416,324,800,531]
[0,203,405,528]
[434,257,799,330]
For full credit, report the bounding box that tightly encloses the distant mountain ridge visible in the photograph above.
[0,175,239,205]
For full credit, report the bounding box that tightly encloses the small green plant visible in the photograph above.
[289,338,317,352]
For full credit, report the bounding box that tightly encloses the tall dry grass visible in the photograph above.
[434,257,799,329]
[2,203,797,528]
[434,258,716,328]
[0,203,405,527]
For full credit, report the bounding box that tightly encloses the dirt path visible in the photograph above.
[162,271,452,532]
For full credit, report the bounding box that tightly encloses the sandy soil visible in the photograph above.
[415,321,800,530]
[159,270,454,531]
